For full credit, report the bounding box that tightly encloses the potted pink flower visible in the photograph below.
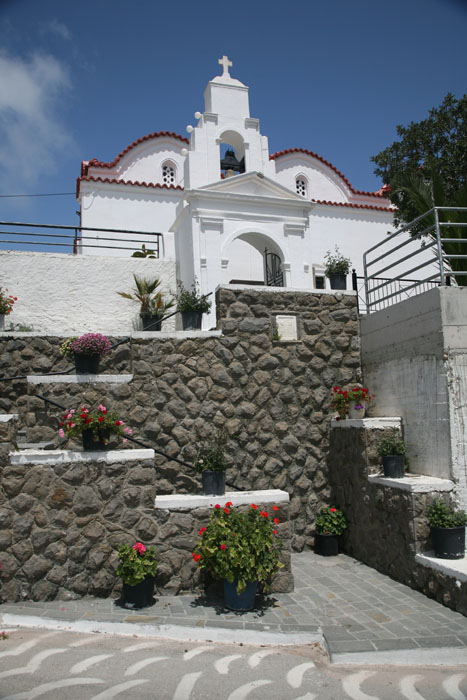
[58,403,133,451]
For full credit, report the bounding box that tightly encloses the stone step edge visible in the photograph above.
[415,551,467,583]
[9,448,155,465]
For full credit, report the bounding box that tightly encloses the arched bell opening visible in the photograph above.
[219,130,246,177]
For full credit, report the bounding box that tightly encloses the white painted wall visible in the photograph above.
[360,287,467,508]
[0,251,177,334]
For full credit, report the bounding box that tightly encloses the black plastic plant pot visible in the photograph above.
[382,454,405,478]
[74,353,100,374]
[201,470,225,496]
[328,274,347,290]
[315,533,339,556]
[431,526,466,559]
[224,579,258,612]
[81,429,109,451]
[181,310,203,330]
[121,578,155,609]
[140,314,162,331]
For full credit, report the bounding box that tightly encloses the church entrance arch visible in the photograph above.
[223,231,285,288]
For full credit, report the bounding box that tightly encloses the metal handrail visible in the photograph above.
[0,293,213,383]
[363,207,467,313]
[30,393,244,491]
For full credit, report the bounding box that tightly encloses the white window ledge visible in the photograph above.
[416,552,467,583]
[27,374,133,384]
[155,489,289,510]
[368,474,454,492]
[331,417,402,429]
[9,448,154,465]
[0,414,19,422]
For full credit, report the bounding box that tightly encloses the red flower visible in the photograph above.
[251,504,258,510]
[192,553,201,562]
[261,511,269,517]
[273,530,278,535]
[59,422,64,427]
[85,417,92,424]
[272,506,279,511]
[273,518,280,524]
[115,420,123,426]
[132,542,146,555]
[225,501,233,507]
[80,413,87,419]
[330,507,337,512]
[224,508,230,514]
[220,544,226,550]
[98,416,105,423]
[214,504,221,509]
[199,527,206,535]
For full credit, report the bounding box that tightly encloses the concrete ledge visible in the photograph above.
[27,374,133,384]
[10,448,154,464]
[155,489,289,510]
[368,474,454,492]
[220,283,356,297]
[131,330,222,339]
[416,551,467,583]
[331,417,402,429]
[0,414,19,422]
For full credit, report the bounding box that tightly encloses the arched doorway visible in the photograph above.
[223,232,285,287]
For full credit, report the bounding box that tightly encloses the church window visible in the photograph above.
[162,162,176,186]
[296,177,308,197]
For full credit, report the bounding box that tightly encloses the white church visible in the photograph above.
[77,56,395,327]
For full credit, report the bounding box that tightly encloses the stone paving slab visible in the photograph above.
[1,551,466,663]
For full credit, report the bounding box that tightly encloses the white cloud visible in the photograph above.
[0,51,75,193]
[41,19,71,41]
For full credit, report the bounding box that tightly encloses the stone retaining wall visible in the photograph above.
[328,422,467,616]
[0,287,362,551]
[0,449,157,602]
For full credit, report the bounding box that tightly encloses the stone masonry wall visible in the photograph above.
[0,450,158,602]
[328,424,467,616]
[0,287,362,552]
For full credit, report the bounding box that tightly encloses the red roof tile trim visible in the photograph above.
[76,176,184,198]
[270,148,384,198]
[80,131,189,175]
[311,199,394,212]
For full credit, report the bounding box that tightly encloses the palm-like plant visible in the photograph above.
[118,274,175,315]
[390,171,467,286]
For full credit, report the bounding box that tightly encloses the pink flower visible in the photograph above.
[214,504,221,509]
[66,414,72,420]
[133,542,146,555]
[122,438,127,444]
[98,404,106,412]
[69,423,75,429]
[58,429,65,438]
[115,420,123,426]
[69,409,75,415]
[220,544,226,550]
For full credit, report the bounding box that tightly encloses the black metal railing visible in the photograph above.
[0,221,163,256]
[31,393,243,491]
[0,293,213,383]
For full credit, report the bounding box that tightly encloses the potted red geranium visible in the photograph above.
[58,403,133,451]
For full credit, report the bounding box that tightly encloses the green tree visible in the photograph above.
[372,93,467,227]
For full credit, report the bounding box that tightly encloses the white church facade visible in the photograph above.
[77,57,395,327]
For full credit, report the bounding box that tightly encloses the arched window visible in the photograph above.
[295,176,308,197]
[162,161,176,186]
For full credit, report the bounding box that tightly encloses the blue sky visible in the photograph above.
[0,0,466,227]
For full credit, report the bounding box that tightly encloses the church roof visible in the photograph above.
[76,176,183,198]
[270,148,386,199]
[80,131,189,176]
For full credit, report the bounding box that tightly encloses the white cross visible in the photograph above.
[218,55,232,78]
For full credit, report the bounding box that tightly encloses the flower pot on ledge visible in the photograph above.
[81,429,109,451]
[201,471,225,496]
[224,579,258,611]
[74,354,100,374]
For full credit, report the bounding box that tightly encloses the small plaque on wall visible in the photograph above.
[275,315,298,341]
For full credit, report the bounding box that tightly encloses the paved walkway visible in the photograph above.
[2,552,467,665]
